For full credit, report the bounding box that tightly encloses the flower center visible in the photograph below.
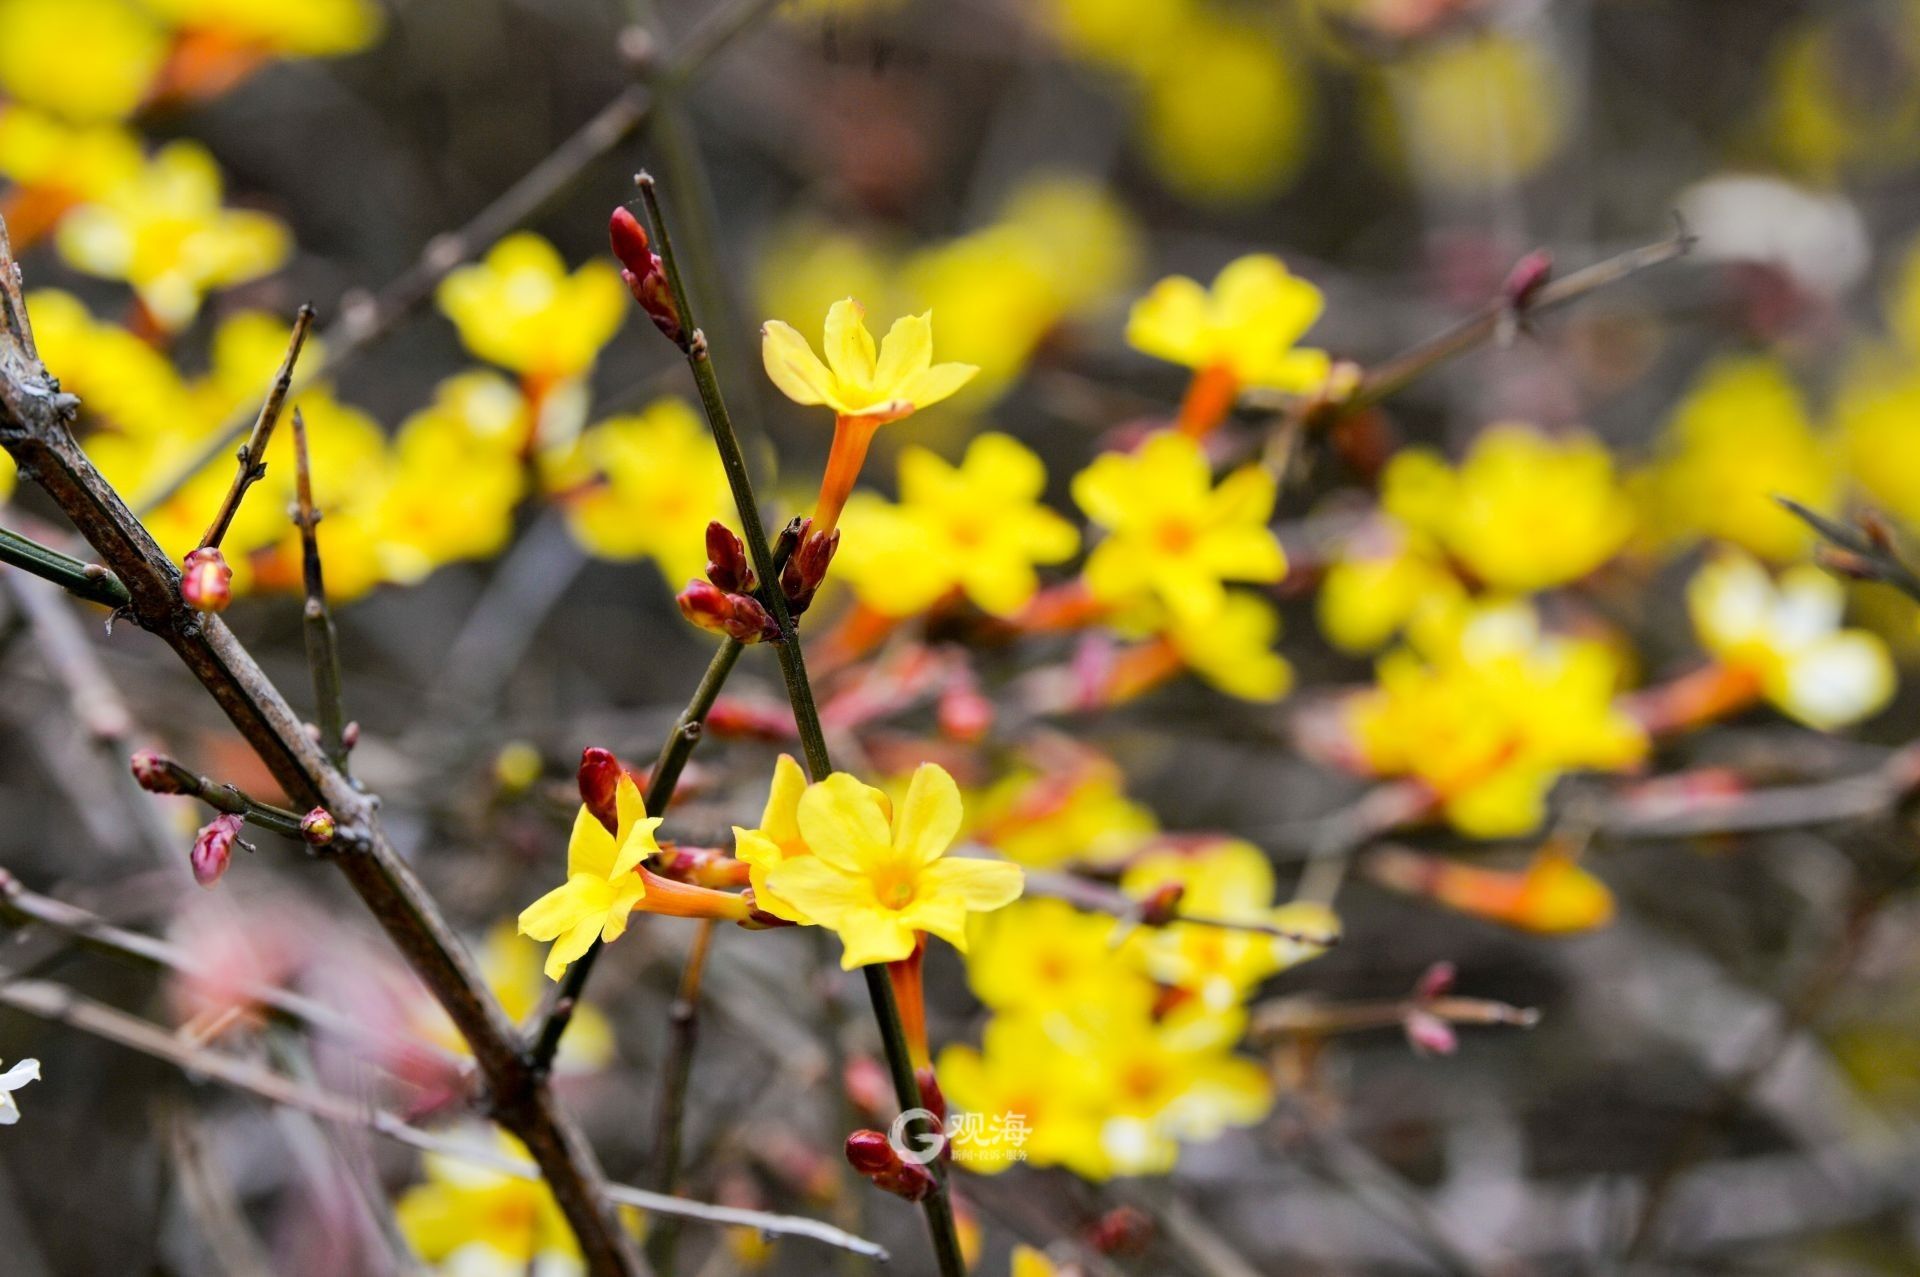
[1154,519,1197,555]
[874,866,917,910]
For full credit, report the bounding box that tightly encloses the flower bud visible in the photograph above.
[300,807,336,846]
[609,206,683,347]
[1413,960,1456,1002]
[130,750,192,795]
[1086,1205,1154,1256]
[1404,1008,1458,1057]
[704,697,795,741]
[777,519,839,616]
[937,683,993,743]
[190,813,244,887]
[1501,249,1553,309]
[180,547,232,613]
[578,747,625,835]
[1136,881,1186,928]
[843,1129,936,1202]
[705,521,754,593]
[915,1065,947,1130]
[677,580,778,644]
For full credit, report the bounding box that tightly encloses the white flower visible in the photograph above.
[1687,550,1895,730]
[0,1058,40,1125]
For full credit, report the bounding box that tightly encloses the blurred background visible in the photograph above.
[5,0,1920,1274]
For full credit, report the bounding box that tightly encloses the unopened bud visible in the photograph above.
[778,519,839,616]
[705,521,755,593]
[578,747,625,834]
[1861,510,1897,554]
[1137,881,1186,928]
[1404,1008,1458,1057]
[1501,249,1553,309]
[843,1130,936,1202]
[1413,960,1456,1002]
[937,684,993,743]
[1086,1205,1154,1256]
[130,749,191,794]
[1815,546,1877,581]
[915,1065,947,1130]
[300,807,336,846]
[190,813,245,886]
[180,546,232,613]
[704,697,796,741]
[678,580,778,644]
[609,206,683,346]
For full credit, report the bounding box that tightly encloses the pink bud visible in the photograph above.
[1413,961,1456,1002]
[937,685,993,743]
[1404,1009,1458,1057]
[578,747,624,835]
[190,813,245,887]
[677,581,777,644]
[130,750,190,794]
[843,1129,936,1202]
[1501,249,1553,308]
[608,206,651,269]
[843,1128,893,1176]
[610,206,683,346]
[180,547,232,613]
[1087,1205,1154,1256]
[299,807,336,846]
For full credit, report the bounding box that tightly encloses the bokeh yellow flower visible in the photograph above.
[1127,254,1330,398]
[968,759,1158,870]
[394,1125,581,1275]
[0,108,143,244]
[0,0,168,121]
[1366,31,1567,190]
[557,398,734,587]
[145,0,385,57]
[835,432,1079,618]
[55,140,291,329]
[436,233,627,387]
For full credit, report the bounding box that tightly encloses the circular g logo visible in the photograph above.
[888,1107,946,1165]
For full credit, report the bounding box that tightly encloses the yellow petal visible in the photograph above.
[898,361,978,410]
[833,906,919,969]
[763,854,871,929]
[892,763,963,866]
[566,803,618,879]
[796,772,892,872]
[823,297,878,387]
[873,310,933,391]
[1125,274,1211,368]
[918,855,1025,912]
[760,320,837,407]
[544,916,603,980]
[518,874,611,942]
[761,753,807,844]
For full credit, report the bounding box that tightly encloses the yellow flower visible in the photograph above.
[1011,1245,1060,1277]
[1073,430,1285,622]
[144,0,385,56]
[1163,592,1295,702]
[1365,32,1567,190]
[1348,602,1647,838]
[762,764,1024,969]
[0,0,168,122]
[1078,1002,1272,1176]
[1645,356,1840,562]
[1137,17,1311,205]
[55,140,291,329]
[1045,0,1199,73]
[394,1125,580,1274]
[968,759,1158,870]
[1121,841,1338,1011]
[762,298,979,534]
[1368,844,1616,934]
[558,398,734,586]
[1316,523,1465,654]
[995,173,1143,320]
[1687,550,1894,731]
[1382,424,1635,593]
[1836,350,1920,529]
[732,753,813,924]
[1126,253,1329,395]
[0,108,143,243]
[936,1014,1112,1179]
[27,288,199,438]
[835,432,1079,618]
[1766,10,1920,180]
[963,898,1134,1015]
[436,233,627,385]
[517,773,662,980]
[762,297,979,424]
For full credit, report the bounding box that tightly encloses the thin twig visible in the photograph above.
[0,873,467,1079]
[1778,497,1920,606]
[132,752,315,840]
[0,214,647,1275]
[645,917,719,1272]
[0,977,889,1261]
[636,170,968,1277]
[0,525,131,609]
[1021,868,1342,944]
[198,305,314,551]
[290,408,350,771]
[1249,993,1539,1042]
[133,0,782,516]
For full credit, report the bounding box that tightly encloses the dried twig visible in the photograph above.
[1778,497,1920,606]
[1021,867,1342,944]
[198,305,314,551]
[289,408,350,772]
[644,916,718,1272]
[0,977,889,1261]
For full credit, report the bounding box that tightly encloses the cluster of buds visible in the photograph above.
[679,523,780,644]
[190,813,246,887]
[609,205,683,347]
[844,1130,937,1203]
[772,516,839,618]
[1403,961,1461,1057]
[180,546,232,613]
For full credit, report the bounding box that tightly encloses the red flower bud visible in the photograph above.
[677,580,778,644]
[190,813,245,886]
[843,1129,936,1202]
[915,1065,947,1130]
[1404,1008,1458,1057]
[610,206,684,346]
[705,521,754,593]
[937,683,993,743]
[578,747,624,835]
[1501,249,1553,309]
[300,807,336,846]
[1086,1205,1155,1256]
[130,750,191,794]
[180,546,232,613]
[704,697,796,741]
[777,518,839,616]
[1413,960,1456,1002]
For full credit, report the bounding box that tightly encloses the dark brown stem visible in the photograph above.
[289,408,350,771]
[135,753,312,840]
[198,305,313,551]
[643,917,718,1271]
[0,217,647,1277]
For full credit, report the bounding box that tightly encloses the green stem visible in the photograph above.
[0,526,132,610]
[290,409,351,773]
[643,915,717,1272]
[637,172,966,1277]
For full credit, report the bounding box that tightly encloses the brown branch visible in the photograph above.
[0,219,646,1275]
[0,977,888,1260]
[198,305,313,551]
[1778,497,1920,606]
[643,916,718,1272]
[1020,867,1342,944]
[290,408,350,771]
[1249,993,1539,1043]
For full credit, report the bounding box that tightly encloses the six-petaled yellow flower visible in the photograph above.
[437,232,627,396]
[517,772,663,980]
[763,764,1024,969]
